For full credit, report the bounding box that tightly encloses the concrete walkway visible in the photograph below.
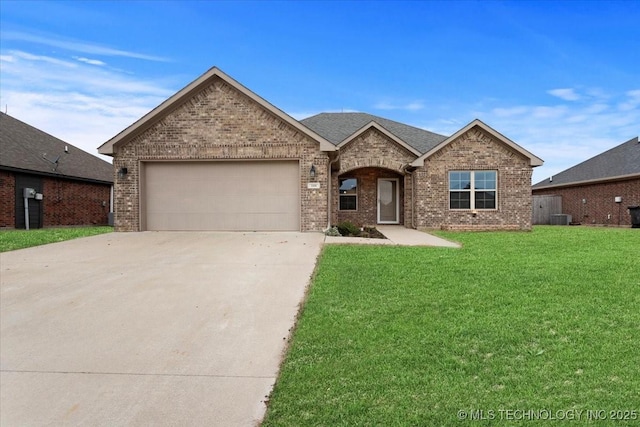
[324,225,461,248]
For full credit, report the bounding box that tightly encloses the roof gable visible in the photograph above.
[337,121,422,156]
[98,67,335,155]
[410,119,544,167]
[301,112,447,153]
[533,136,640,188]
[0,112,113,183]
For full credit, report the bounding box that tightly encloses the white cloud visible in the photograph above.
[618,89,640,111]
[413,118,466,137]
[374,100,425,111]
[2,30,168,62]
[626,89,640,99]
[465,92,639,184]
[2,50,172,97]
[532,105,568,119]
[548,88,581,101]
[9,50,76,67]
[585,88,609,99]
[585,103,609,114]
[0,49,174,162]
[492,106,529,117]
[74,56,106,66]
[566,114,587,123]
[405,101,425,111]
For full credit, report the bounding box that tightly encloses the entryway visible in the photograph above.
[377,178,399,224]
[335,168,404,226]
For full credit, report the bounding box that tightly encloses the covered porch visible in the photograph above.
[330,166,413,228]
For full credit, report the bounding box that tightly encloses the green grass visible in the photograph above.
[0,226,112,252]
[263,226,640,426]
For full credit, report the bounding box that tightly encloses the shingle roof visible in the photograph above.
[533,136,640,188]
[300,112,448,154]
[0,112,113,183]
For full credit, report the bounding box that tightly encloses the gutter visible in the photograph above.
[533,172,640,191]
[0,166,113,185]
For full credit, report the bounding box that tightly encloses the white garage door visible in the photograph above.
[143,161,300,231]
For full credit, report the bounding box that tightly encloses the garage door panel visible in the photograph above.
[144,161,300,231]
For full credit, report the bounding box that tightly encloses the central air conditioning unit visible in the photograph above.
[550,214,572,225]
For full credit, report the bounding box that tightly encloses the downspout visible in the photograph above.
[109,184,114,227]
[327,152,340,230]
[24,193,30,231]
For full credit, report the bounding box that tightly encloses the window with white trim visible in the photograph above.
[449,171,497,210]
[339,178,357,210]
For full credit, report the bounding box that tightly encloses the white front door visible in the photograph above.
[377,178,399,224]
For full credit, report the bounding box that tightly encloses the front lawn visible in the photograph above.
[263,226,640,426]
[0,226,112,252]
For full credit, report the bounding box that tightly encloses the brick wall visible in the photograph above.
[338,128,417,174]
[414,126,534,231]
[331,127,415,227]
[0,170,16,227]
[113,77,327,232]
[335,167,404,226]
[532,177,640,226]
[0,171,110,228]
[42,177,111,226]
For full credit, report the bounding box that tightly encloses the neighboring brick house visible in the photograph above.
[98,67,543,232]
[532,136,640,227]
[0,112,113,229]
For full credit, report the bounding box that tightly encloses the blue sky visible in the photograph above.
[1,0,638,183]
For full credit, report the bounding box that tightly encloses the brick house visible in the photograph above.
[98,67,543,232]
[0,112,113,229]
[532,136,640,226]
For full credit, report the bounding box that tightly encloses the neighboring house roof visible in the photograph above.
[301,112,448,153]
[412,119,544,167]
[533,136,640,189]
[0,112,113,184]
[98,67,336,155]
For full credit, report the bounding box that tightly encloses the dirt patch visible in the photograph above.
[358,227,386,239]
[326,223,387,239]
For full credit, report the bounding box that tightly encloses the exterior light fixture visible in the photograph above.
[309,164,316,180]
[118,167,128,179]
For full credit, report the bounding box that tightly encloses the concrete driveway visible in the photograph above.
[1,231,324,426]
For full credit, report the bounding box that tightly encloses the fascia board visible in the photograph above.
[533,172,640,190]
[98,67,336,155]
[336,121,422,156]
[411,119,544,167]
